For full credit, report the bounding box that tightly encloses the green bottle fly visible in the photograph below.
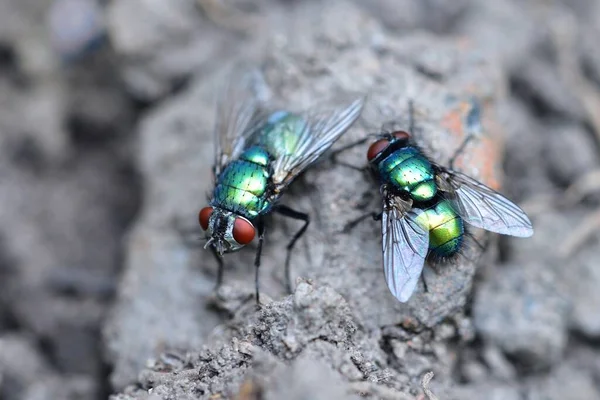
[360,99,532,303]
[198,65,364,302]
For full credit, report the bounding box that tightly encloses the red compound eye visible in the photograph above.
[392,130,410,140]
[367,139,390,161]
[199,207,213,230]
[233,217,256,245]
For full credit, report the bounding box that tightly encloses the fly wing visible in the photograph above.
[270,96,365,189]
[213,65,270,178]
[440,170,533,237]
[382,199,429,303]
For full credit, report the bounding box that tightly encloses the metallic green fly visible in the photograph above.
[335,99,533,302]
[198,65,364,302]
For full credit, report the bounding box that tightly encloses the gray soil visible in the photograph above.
[1,0,600,399]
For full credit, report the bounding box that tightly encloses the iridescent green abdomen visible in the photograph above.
[254,111,308,158]
[415,200,464,257]
[378,147,437,201]
[212,147,272,219]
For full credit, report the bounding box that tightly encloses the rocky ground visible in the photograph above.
[1,0,600,399]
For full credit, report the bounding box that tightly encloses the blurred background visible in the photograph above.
[1,0,600,399]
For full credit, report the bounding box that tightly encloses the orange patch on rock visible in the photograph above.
[441,108,465,138]
[441,100,502,191]
[235,379,262,400]
[470,136,501,191]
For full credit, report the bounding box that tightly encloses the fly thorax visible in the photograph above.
[212,159,270,217]
[380,147,437,201]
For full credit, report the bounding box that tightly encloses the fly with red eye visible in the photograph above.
[199,206,256,245]
[196,64,365,304]
[330,99,533,303]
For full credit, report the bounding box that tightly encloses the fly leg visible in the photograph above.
[254,219,266,304]
[465,232,490,264]
[212,246,225,292]
[274,204,310,294]
[448,99,482,170]
[471,235,487,251]
[329,116,375,170]
[342,211,382,232]
[330,137,370,158]
[421,264,439,295]
[421,273,430,293]
[329,137,371,172]
[448,134,476,170]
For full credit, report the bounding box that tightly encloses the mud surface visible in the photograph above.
[1,0,600,399]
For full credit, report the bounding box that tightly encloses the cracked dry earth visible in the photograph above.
[2,0,600,399]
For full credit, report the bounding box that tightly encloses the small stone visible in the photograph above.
[237,341,255,357]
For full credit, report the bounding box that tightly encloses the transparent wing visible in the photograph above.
[270,96,365,188]
[382,199,429,303]
[213,64,270,178]
[440,170,533,237]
